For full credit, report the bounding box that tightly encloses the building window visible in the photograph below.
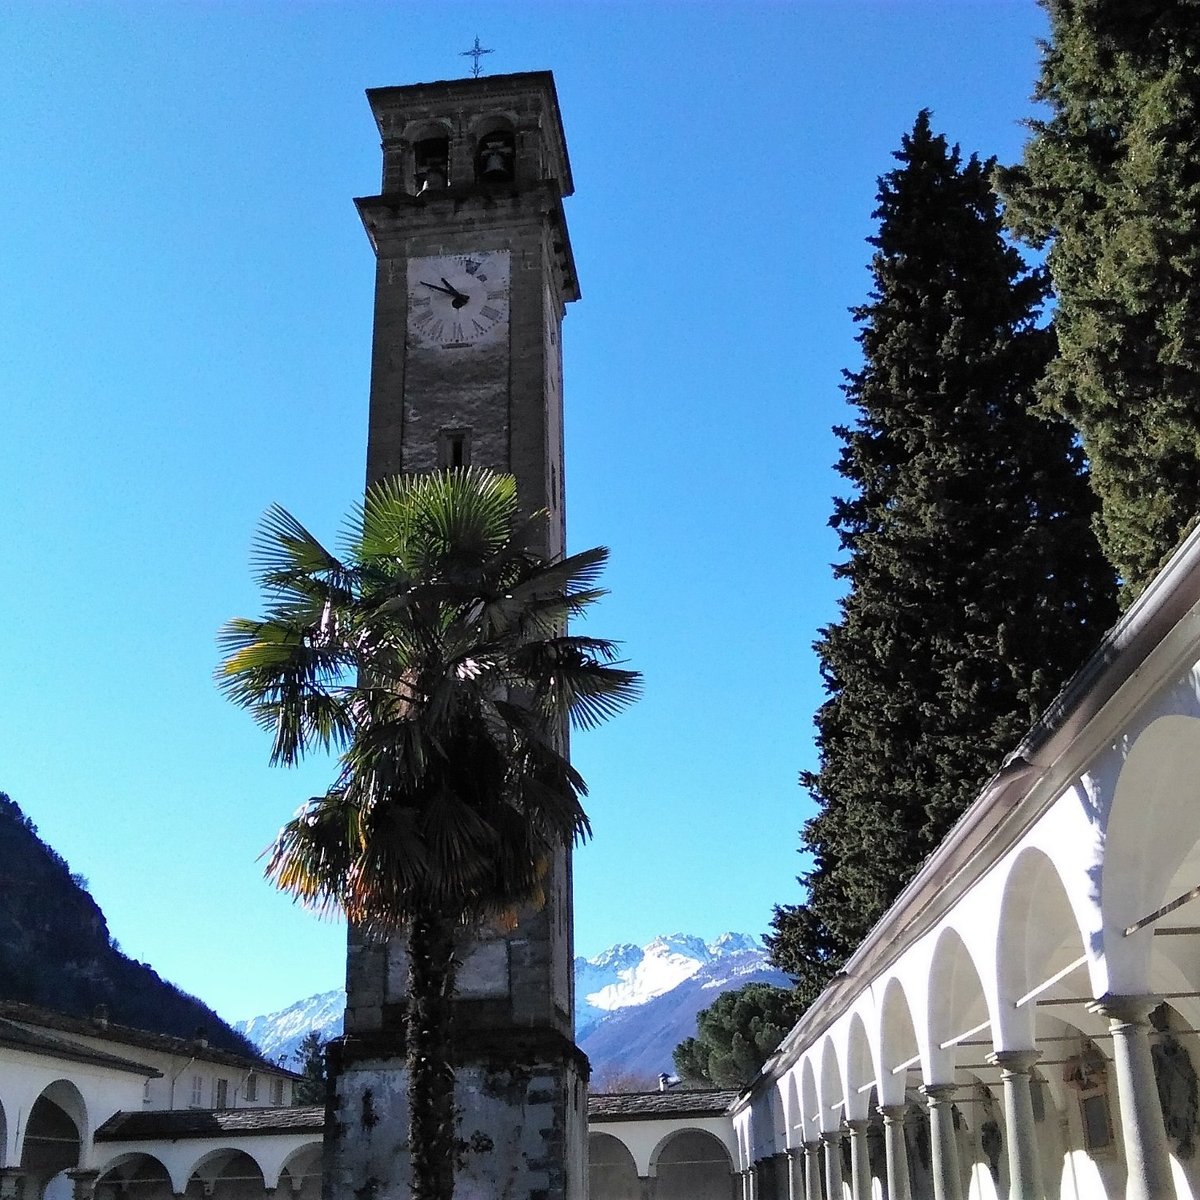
[1080,1093,1114,1150]
[190,1074,203,1107]
[214,1078,228,1108]
[245,1073,258,1102]
[438,428,471,469]
[271,1078,285,1106]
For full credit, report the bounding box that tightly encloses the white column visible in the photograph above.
[803,1141,823,1200]
[846,1119,872,1200]
[787,1148,804,1200]
[877,1105,912,1200]
[987,1049,1045,1200]
[921,1084,963,1200]
[821,1131,844,1200]
[1089,994,1178,1200]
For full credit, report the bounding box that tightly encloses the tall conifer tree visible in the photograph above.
[768,114,1117,1004]
[997,0,1200,602]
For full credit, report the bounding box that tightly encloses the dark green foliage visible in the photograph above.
[767,114,1117,1007]
[673,984,803,1088]
[997,0,1200,601]
[294,1030,327,1105]
[218,470,640,1200]
[0,792,259,1057]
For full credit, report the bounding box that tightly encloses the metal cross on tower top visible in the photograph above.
[460,37,494,78]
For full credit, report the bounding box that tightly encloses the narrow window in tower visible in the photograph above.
[438,428,471,469]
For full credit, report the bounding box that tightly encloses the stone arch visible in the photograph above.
[877,977,921,1105]
[471,114,516,183]
[843,1013,875,1121]
[276,1144,322,1199]
[402,119,453,194]
[96,1151,176,1200]
[800,1057,821,1143]
[926,925,992,1082]
[20,1080,85,1192]
[818,1036,843,1131]
[183,1149,266,1200]
[588,1132,639,1200]
[782,1069,802,1148]
[1102,713,1200,993]
[994,844,1092,1047]
[651,1128,733,1200]
[769,1080,788,1155]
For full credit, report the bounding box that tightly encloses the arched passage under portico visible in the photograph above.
[588,1132,640,1200]
[651,1128,733,1200]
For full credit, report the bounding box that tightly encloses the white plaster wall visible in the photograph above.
[0,1045,148,1168]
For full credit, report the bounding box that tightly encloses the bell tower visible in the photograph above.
[325,72,586,1200]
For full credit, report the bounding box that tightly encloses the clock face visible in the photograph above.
[406,251,511,349]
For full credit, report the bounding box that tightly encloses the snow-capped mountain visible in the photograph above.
[235,988,346,1068]
[234,932,788,1079]
[574,932,763,1035]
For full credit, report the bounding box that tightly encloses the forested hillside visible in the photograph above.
[0,791,259,1056]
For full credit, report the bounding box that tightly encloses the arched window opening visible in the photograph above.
[414,137,450,193]
[475,130,515,183]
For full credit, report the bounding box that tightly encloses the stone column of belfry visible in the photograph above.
[987,1049,1046,1200]
[1088,995,1178,1200]
[327,71,585,1200]
[921,1084,964,1200]
[877,1105,913,1200]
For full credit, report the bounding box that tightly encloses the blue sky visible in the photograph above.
[0,1,1048,1022]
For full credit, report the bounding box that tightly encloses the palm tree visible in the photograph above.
[216,468,640,1200]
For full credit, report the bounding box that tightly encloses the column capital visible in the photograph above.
[877,1103,907,1125]
[786,1146,803,1160]
[920,1082,958,1106]
[819,1128,843,1146]
[1088,993,1160,1026]
[845,1118,870,1135]
[986,1048,1042,1075]
[803,1140,821,1157]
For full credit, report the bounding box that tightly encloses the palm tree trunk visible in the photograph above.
[407,910,458,1200]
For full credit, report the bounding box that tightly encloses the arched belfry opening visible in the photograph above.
[474,122,516,183]
[413,133,450,193]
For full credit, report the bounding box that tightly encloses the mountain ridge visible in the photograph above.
[235,932,790,1078]
[0,791,261,1058]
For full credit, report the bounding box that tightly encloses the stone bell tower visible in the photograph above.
[324,72,586,1200]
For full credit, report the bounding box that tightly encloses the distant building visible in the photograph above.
[0,1003,311,1200]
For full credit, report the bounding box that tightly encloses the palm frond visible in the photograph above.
[223,467,640,935]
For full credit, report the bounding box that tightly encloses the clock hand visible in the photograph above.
[441,277,471,309]
[420,280,458,297]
